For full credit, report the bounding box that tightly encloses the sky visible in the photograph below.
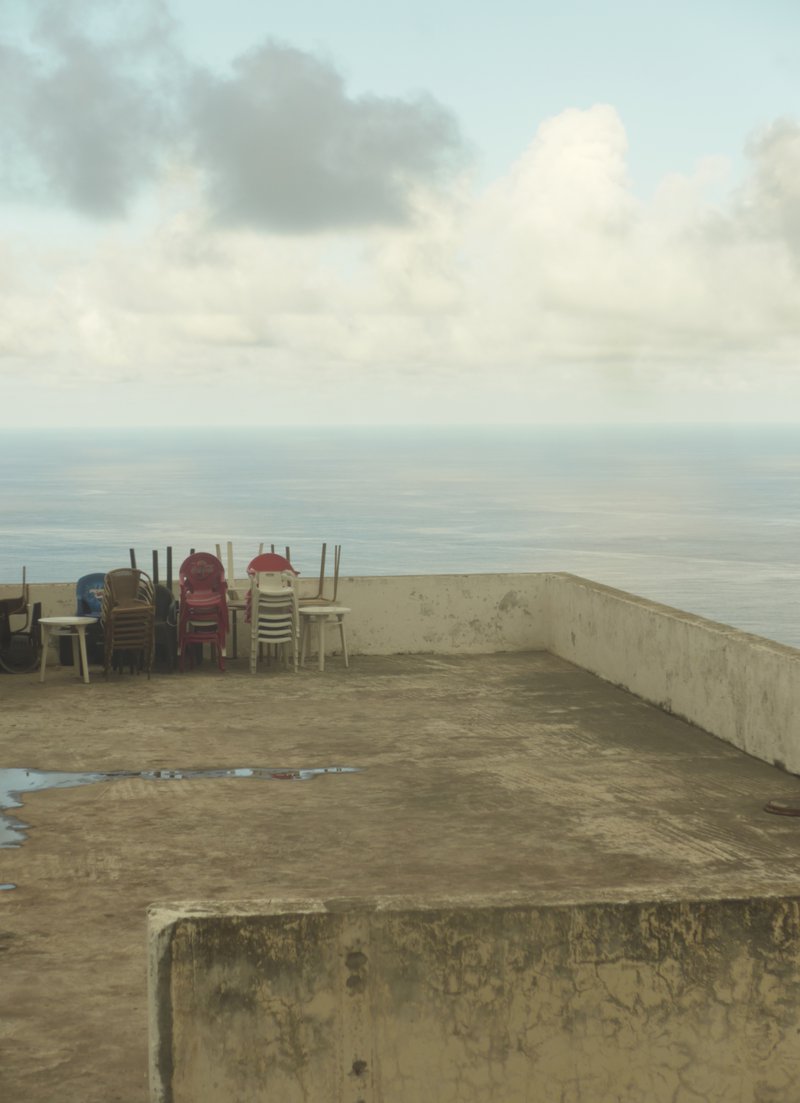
[1,0,799,427]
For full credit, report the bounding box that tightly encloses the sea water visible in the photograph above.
[1,424,799,646]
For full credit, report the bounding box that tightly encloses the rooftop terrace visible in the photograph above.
[3,635,800,1101]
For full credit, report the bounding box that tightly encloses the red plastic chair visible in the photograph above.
[178,553,228,672]
[247,553,298,576]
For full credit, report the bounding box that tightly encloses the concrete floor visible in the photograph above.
[3,650,800,1102]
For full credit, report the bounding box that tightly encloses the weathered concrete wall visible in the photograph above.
[1,574,550,660]
[335,574,547,655]
[546,573,800,774]
[149,895,800,1103]
[0,580,77,617]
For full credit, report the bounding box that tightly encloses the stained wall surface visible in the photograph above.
[150,896,800,1103]
[3,572,550,659]
[545,573,800,774]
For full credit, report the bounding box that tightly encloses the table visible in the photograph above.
[39,616,99,685]
[299,605,350,672]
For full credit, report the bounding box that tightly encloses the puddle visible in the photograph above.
[0,766,360,852]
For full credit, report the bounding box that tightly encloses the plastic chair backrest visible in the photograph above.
[247,553,297,576]
[106,568,149,607]
[180,553,226,594]
[76,573,106,617]
[254,570,295,588]
[0,567,29,623]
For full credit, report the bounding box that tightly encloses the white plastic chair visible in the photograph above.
[249,580,299,674]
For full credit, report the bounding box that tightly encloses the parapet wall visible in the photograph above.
[335,574,548,654]
[0,573,551,657]
[149,894,800,1103]
[545,573,800,774]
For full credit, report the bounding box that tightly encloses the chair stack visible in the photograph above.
[0,566,42,674]
[178,553,228,673]
[248,556,299,674]
[102,568,155,677]
[153,584,178,672]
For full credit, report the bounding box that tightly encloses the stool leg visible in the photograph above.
[338,616,349,667]
[317,618,326,672]
[39,626,50,682]
[77,628,90,684]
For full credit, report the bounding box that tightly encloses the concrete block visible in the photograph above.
[149,894,800,1102]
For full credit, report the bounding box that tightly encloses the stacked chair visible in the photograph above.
[102,568,155,677]
[59,572,106,669]
[247,553,299,674]
[153,584,179,672]
[177,553,228,672]
[0,567,42,674]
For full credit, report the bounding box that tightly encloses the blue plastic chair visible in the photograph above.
[76,573,106,617]
[59,573,106,667]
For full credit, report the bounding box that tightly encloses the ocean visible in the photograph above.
[2,424,800,647]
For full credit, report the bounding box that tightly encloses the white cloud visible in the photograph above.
[460,106,800,386]
[737,119,800,255]
[2,102,800,424]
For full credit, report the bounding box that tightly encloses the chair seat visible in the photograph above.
[183,620,224,637]
[182,593,225,611]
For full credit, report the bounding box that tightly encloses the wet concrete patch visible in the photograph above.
[0,766,361,852]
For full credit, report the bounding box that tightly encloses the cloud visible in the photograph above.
[460,104,800,380]
[186,42,466,232]
[737,119,800,256]
[3,65,800,424]
[0,1,466,229]
[0,0,181,215]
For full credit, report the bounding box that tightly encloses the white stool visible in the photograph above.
[39,616,98,685]
[299,605,350,672]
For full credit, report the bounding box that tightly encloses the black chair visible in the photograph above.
[0,568,41,673]
[153,584,178,672]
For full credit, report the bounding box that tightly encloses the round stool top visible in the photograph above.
[298,605,351,616]
[39,616,99,627]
